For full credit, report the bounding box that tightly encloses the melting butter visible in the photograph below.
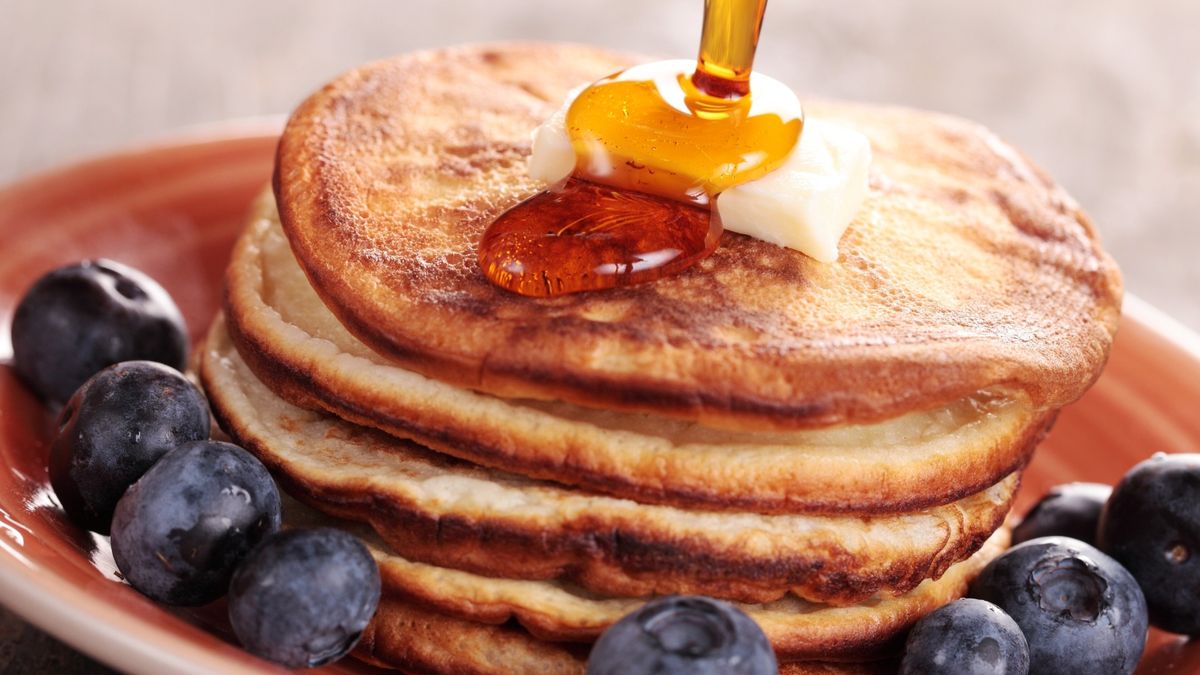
[528,66,871,263]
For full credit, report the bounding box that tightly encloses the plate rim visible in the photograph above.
[0,127,289,675]
[0,131,1197,675]
[0,116,284,198]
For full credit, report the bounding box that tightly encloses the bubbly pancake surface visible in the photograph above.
[202,318,1017,605]
[225,193,1047,513]
[275,42,1122,432]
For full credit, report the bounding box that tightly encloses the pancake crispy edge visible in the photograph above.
[362,524,1010,661]
[227,194,1049,514]
[284,498,1009,661]
[358,598,898,675]
[274,42,1122,432]
[202,316,1015,605]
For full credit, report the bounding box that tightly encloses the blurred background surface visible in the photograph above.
[0,2,1196,671]
[1,0,1197,328]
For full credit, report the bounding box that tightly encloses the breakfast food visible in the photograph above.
[273,44,1118,441]
[212,214,1021,605]
[270,491,1006,674]
[192,33,1123,672]
[3,0,1133,666]
[203,325,1011,660]
[229,191,1046,517]
[357,597,915,675]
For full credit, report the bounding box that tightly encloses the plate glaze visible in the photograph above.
[0,129,1198,674]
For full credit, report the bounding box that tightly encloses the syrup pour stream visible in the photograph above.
[479,0,799,297]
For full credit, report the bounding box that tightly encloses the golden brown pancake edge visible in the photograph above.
[357,599,900,674]
[201,316,1017,605]
[281,495,1007,662]
[361,526,1010,660]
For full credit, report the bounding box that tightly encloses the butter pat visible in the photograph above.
[526,85,872,263]
[528,85,583,184]
[718,120,871,263]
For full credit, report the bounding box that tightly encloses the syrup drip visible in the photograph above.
[694,0,768,98]
[479,0,799,297]
[478,178,721,296]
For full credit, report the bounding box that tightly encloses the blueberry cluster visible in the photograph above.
[1028,456,1200,636]
[895,453,1200,675]
[967,537,1147,675]
[12,261,380,669]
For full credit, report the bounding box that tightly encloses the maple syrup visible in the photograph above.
[479,0,801,297]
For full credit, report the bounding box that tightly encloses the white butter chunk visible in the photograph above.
[527,85,582,184]
[718,120,871,263]
[526,83,871,263]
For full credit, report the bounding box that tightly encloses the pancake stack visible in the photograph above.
[198,44,1122,673]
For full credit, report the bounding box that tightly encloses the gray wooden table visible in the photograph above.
[0,0,1197,672]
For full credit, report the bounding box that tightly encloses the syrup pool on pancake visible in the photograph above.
[478,0,803,297]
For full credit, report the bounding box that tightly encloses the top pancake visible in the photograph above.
[275,43,1122,431]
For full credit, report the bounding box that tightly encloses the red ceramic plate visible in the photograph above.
[0,127,1198,674]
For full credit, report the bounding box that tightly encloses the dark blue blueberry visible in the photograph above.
[1012,482,1112,546]
[586,596,777,675]
[1098,453,1200,634]
[228,528,381,668]
[49,361,210,534]
[11,260,187,405]
[110,440,281,606]
[969,537,1148,675]
[900,598,1029,675]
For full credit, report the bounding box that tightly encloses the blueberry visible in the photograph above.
[1012,482,1112,546]
[1097,453,1200,634]
[969,537,1148,675]
[48,361,209,534]
[110,440,281,606]
[586,596,777,675]
[228,528,381,668]
[11,260,187,404]
[900,599,1029,675]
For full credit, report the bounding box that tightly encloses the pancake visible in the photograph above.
[282,498,1007,661]
[357,598,897,675]
[225,192,1048,514]
[201,317,1017,605]
[274,42,1122,434]
[361,521,1010,659]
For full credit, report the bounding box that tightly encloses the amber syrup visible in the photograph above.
[479,0,799,297]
